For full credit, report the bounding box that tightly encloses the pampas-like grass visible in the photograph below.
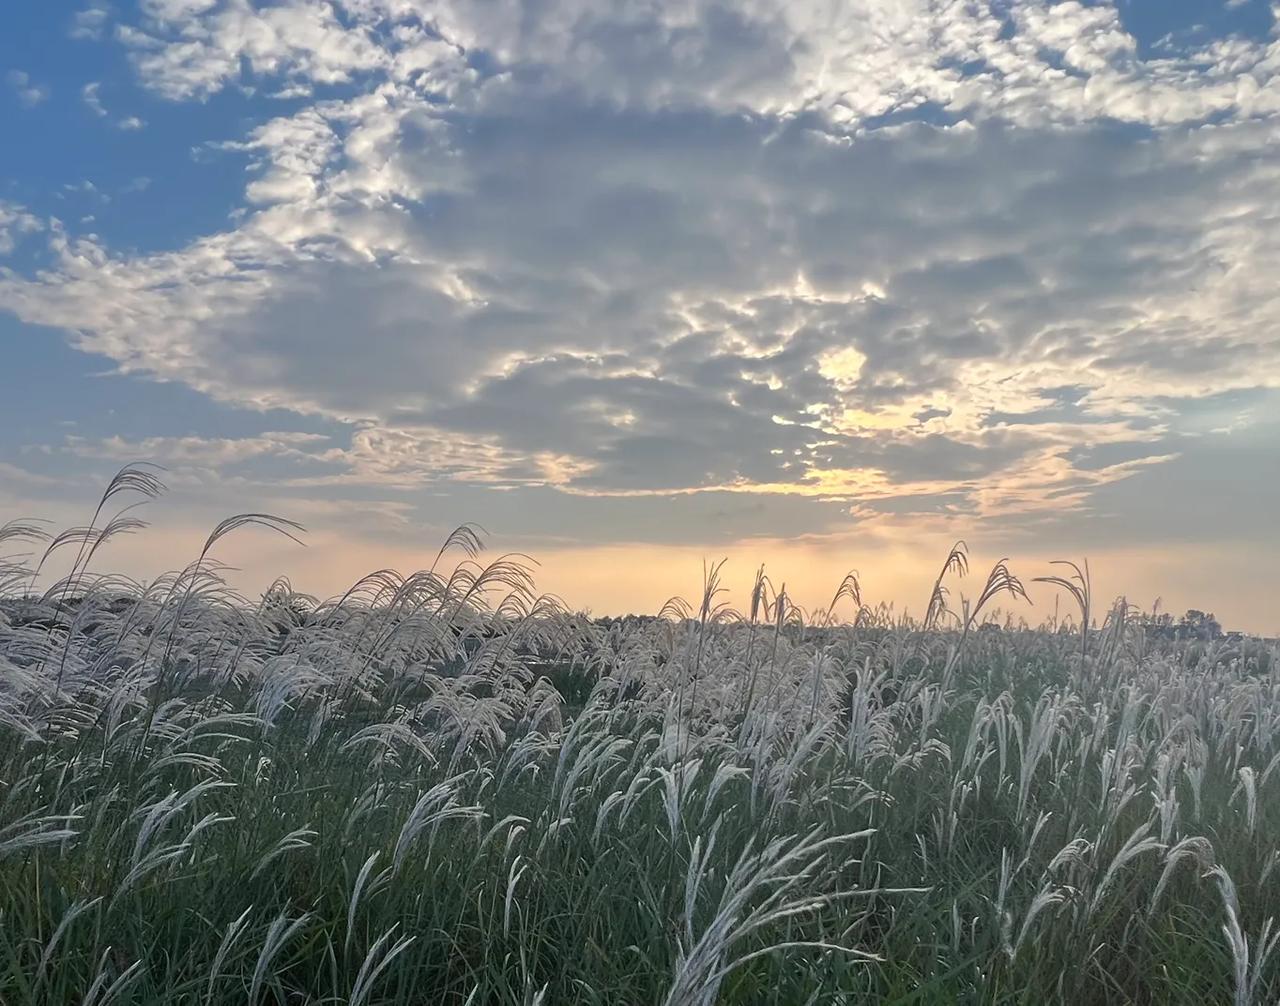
[0,476,1277,1003]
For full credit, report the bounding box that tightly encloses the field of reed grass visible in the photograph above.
[2,467,1277,1004]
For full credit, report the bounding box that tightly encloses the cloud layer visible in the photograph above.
[2,0,1279,624]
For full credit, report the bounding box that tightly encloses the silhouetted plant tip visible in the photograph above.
[200,513,308,558]
[924,540,968,631]
[825,571,863,625]
[1034,559,1092,660]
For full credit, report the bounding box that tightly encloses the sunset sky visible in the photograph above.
[2,0,1278,632]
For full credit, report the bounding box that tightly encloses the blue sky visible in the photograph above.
[2,0,1278,630]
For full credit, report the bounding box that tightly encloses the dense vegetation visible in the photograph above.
[1,468,1277,1004]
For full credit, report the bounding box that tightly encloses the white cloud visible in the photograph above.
[0,201,41,254]
[82,82,108,116]
[63,431,332,466]
[113,0,1280,127]
[6,70,49,107]
[71,4,112,41]
[122,0,392,99]
[82,81,149,129]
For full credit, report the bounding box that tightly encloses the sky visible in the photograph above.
[1,0,1278,632]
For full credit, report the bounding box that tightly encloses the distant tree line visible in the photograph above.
[1137,609,1233,642]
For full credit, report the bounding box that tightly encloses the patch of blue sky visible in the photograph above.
[0,314,344,457]
[2,17,241,254]
[1116,0,1275,58]
[1,5,380,259]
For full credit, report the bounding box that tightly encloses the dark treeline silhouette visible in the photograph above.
[1137,608,1232,642]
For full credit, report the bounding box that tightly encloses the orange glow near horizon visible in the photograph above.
[44,518,1278,637]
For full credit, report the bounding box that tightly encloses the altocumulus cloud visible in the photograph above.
[1,0,1280,612]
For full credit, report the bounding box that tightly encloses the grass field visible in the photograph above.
[1,470,1278,1004]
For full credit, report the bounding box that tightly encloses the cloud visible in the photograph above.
[119,0,395,100]
[2,0,1280,560]
[6,70,49,107]
[113,0,1280,126]
[81,81,148,129]
[71,4,112,41]
[62,430,332,466]
[82,82,108,116]
[0,201,41,254]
